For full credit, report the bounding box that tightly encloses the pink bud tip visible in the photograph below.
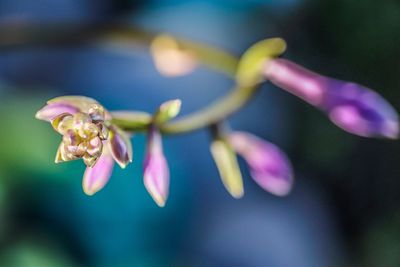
[143,128,170,207]
[230,132,294,196]
[35,103,79,121]
[82,150,114,196]
[109,126,133,169]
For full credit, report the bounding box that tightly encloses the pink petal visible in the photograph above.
[108,126,133,168]
[35,103,79,121]
[264,59,325,106]
[82,149,114,196]
[230,132,294,196]
[143,128,170,207]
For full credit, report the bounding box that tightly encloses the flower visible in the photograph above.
[264,58,399,138]
[229,131,293,196]
[143,126,170,207]
[36,96,132,195]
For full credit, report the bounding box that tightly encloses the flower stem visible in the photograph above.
[0,22,262,134]
[0,23,239,76]
[160,85,257,134]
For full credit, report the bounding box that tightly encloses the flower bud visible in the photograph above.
[210,138,244,198]
[37,95,134,196]
[143,127,170,207]
[264,59,399,138]
[153,99,182,125]
[108,126,133,169]
[82,149,114,196]
[230,132,293,196]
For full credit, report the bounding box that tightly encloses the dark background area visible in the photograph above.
[0,0,399,266]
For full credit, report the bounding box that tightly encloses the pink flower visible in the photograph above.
[264,59,399,138]
[143,127,170,207]
[82,148,114,196]
[229,131,293,196]
[36,96,132,195]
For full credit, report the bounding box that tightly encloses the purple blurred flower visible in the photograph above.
[143,127,170,207]
[229,132,293,196]
[36,96,132,195]
[264,58,399,138]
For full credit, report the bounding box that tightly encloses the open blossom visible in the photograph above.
[36,96,132,195]
[230,132,293,196]
[143,127,170,207]
[264,58,399,138]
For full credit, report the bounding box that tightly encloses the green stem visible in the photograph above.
[0,22,262,134]
[160,85,257,134]
[0,23,238,76]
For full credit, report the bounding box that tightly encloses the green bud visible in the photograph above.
[154,99,182,125]
[210,138,244,198]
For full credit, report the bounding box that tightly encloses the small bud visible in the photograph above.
[210,138,244,198]
[82,150,114,196]
[143,127,170,207]
[108,126,133,169]
[154,99,182,125]
[230,132,293,196]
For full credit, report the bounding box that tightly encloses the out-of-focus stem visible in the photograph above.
[0,23,238,76]
[160,85,257,134]
[0,22,260,134]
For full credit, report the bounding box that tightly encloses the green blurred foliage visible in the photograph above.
[0,241,79,267]
[309,0,400,96]
[0,93,58,174]
[361,213,400,267]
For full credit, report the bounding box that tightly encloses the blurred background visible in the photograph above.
[0,0,400,266]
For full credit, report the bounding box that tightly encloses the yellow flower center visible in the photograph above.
[52,107,109,167]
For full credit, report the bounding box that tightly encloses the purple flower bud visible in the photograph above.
[143,127,170,207]
[108,126,133,169]
[229,132,293,196]
[264,59,399,138]
[82,149,115,196]
[35,103,79,121]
